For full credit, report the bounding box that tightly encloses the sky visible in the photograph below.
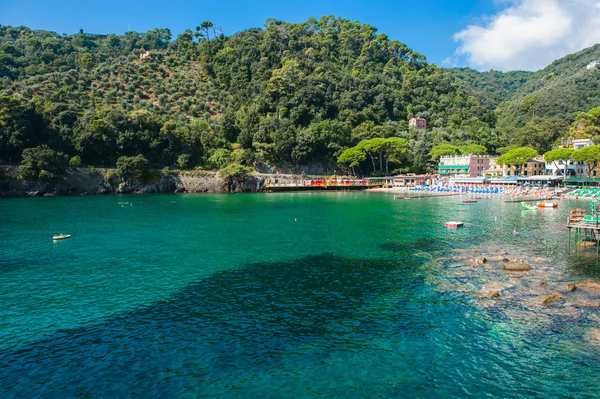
[2,0,600,71]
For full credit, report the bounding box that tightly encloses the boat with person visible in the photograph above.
[52,234,71,240]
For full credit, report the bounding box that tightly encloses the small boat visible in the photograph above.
[404,197,411,200]
[52,234,71,240]
[475,196,483,200]
[445,221,464,228]
[463,200,477,204]
[537,202,558,208]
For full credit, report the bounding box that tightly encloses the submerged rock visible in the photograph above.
[567,300,600,308]
[578,241,597,247]
[540,293,561,306]
[577,280,600,293]
[539,282,548,287]
[503,263,533,271]
[587,328,600,344]
[475,257,487,264]
[508,273,522,279]
[533,257,548,263]
[480,282,513,297]
[486,255,508,262]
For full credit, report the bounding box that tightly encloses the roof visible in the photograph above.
[517,175,564,181]
[487,176,518,183]
[450,177,486,183]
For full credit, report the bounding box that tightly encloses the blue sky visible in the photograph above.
[2,0,599,71]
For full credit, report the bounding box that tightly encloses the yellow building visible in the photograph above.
[482,157,502,177]
[502,157,546,177]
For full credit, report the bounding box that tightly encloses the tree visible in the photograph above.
[497,147,538,176]
[116,154,149,181]
[430,143,460,159]
[337,147,366,176]
[458,144,487,155]
[78,52,94,70]
[573,145,600,177]
[544,148,573,180]
[69,155,82,167]
[383,137,408,173]
[356,138,387,172]
[18,145,68,182]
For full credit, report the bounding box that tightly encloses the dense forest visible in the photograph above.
[1,17,599,179]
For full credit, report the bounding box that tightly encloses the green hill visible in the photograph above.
[1,18,599,177]
[445,67,533,108]
[447,45,600,152]
[0,18,499,175]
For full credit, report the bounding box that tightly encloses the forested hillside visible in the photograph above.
[0,17,499,177]
[448,45,600,153]
[446,68,533,108]
[1,17,599,179]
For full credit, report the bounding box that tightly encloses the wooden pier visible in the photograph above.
[567,208,600,257]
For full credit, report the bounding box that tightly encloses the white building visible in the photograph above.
[586,61,600,70]
[545,139,594,177]
[573,139,594,150]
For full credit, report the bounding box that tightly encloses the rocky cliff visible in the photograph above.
[0,167,318,197]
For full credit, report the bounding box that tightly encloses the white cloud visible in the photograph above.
[453,0,600,71]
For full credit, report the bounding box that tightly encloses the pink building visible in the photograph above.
[438,155,491,177]
[409,118,427,129]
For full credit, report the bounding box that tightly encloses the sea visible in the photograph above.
[1,192,600,398]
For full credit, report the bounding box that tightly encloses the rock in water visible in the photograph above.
[587,328,600,344]
[540,293,561,306]
[577,280,600,293]
[565,283,577,292]
[508,273,522,279]
[568,300,600,308]
[503,263,533,271]
[488,291,500,298]
[539,282,548,287]
[475,257,487,264]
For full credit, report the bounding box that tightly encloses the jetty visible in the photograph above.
[567,205,600,257]
[267,178,381,192]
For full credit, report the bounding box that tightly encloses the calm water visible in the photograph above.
[1,193,600,398]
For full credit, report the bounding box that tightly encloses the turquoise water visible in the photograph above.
[1,193,600,398]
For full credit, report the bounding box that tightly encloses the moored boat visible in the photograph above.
[463,200,477,203]
[537,202,558,208]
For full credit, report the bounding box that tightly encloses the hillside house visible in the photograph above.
[409,118,427,130]
[586,61,600,70]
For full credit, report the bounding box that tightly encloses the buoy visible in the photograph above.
[445,221,464,228]
[294,218,297,222]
